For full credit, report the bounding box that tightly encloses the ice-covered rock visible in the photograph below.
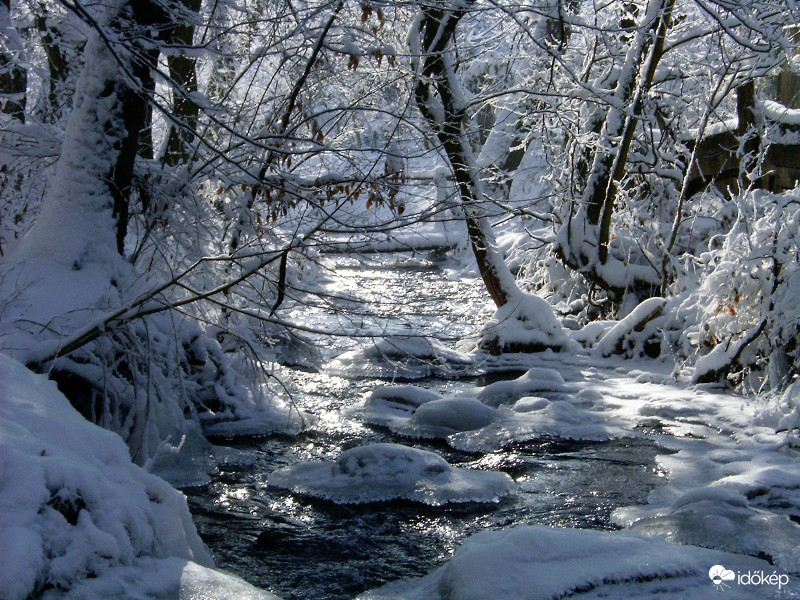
[327,336,474,379]
[42,557,281,600]
[202,401,318,438]
[357,384,445,428]
[449,399,634,452]
[0,354,215,600]
[268,443,514,505]
[358,525,799,600]
[614,439,800,573]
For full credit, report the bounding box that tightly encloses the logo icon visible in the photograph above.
[709,565,736,591]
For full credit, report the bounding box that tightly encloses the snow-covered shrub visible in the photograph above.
[0,354,213,599]
[678,187,800,388]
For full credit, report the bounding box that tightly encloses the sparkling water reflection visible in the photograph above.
[184,254,664,600]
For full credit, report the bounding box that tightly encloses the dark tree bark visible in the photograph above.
[161,0,202,166]
[412,3,519,308]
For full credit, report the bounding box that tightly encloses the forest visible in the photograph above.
[1,0,800,598]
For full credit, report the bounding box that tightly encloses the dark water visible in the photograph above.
[184,254,665,600]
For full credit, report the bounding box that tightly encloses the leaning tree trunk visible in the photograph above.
[411,3,519,308]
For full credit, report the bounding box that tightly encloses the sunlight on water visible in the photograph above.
[185,254,664,600]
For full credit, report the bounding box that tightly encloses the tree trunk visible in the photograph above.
[555,0,672,298]
[161,0,202,166]
[412,4,519,308]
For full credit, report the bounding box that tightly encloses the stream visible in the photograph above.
[184,253,665,600]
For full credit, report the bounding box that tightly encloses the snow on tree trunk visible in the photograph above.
[1,21,135,360]
[411,4,519,309]
[553,0,670,300]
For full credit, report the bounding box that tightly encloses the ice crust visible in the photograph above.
[613,438,800,573]
[268,443,515,505]
[358,525,799,600]
[327,336,475,379]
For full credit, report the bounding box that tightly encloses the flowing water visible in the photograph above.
[184,253,664,600]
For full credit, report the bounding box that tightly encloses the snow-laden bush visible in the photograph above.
[0,353,212,599]
[677,187,800,388]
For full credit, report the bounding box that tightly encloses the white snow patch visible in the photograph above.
[268,443,514,505]
[478,293,572,354]
[202,401,318,438]
[355,380,631,452]
[477,367,576,407]
[595,297,666,358]
[41,557,280,600]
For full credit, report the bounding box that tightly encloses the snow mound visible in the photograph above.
[357,386,631,451]
[449,400,634,452]
[477,367,573,407]
[477,293,571,354]
[268,443,514,505]
[595,297,666,358]
[43,557,280,600]
[0,354,213,600]
[358,525,799,600]
[614,439,800,573]
[327,336,474,379]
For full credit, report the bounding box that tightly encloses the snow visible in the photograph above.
[356,383,632,452]
[268,443,515,505]
[327,336,475,379]
[613,435,800,573]
[595,296,667,357]
[44,557,281,600]
[478,292,572,354]
[449,399,634,452]
[476,367,575,407]
[202,402,319,438]
[0,353,224,599]
[763,99,800,125]
[357,525,799,600]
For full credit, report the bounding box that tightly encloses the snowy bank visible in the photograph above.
[358,525,799,600]
[268,443,514,505]
[0,354,275,600]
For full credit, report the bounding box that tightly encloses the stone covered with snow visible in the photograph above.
[477,293,571,355]
[477,367,575,407]
[358,386,631,452]
[268,443,514,505]
[358,525,799,600]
